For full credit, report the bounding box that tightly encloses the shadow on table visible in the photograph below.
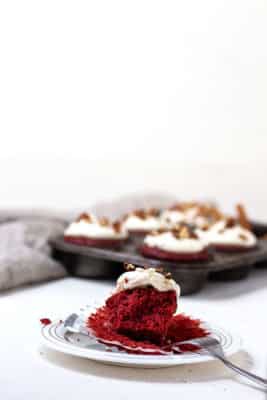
[40,346,254,384]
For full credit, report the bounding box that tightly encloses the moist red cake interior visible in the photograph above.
[104,287,177,344]
[87,287,208,354]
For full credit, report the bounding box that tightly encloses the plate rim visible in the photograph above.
[41,319,243,367]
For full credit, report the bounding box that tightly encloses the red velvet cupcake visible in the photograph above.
[161,202,223,229]
[105,286,177,344]
[122,208,162,236]
[64,213,128,248]
[196,205,257,253]
[87,264,208,354]
[141,226,209,261]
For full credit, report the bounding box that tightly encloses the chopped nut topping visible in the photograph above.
[239,233,247,241]
[168,202,223,225]
[179,226,190,239]
[75,213,124,233]
[173,225,198,239]
[166,201,252,232]
[152,265,173,280]
[169,204,182,211]
[123,263,173,280]
[169,202,197,212]
[152,228,168,235]
[113,220,122,233]
[99,217,109,226]
[201,223,211,231]
[164,272,172,279]
[124,263,136,271]
[225,218,236,229]
[236,204,251,231]
[76,213,92,223]
[124,208,160,221]
[197,204,223,222]
[150,225,198,240]
[148,208,161,217]
[134,209,147,219]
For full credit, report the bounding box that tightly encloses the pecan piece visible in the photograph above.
[76,213,92,223]
[236,204,251,231]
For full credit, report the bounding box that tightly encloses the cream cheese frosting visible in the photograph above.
[160,210,185,226]
[196,220,257,248]
[161,208,208,229]
[115,267,180,299]
[144,231,206,253]
[64,214,128,239]
[123,215,162,232]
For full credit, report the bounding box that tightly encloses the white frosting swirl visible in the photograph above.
[144,231,206,253]
[64,215,128,239]
[115,267,180,299]
[196,220,257,247]
[161,208,208,228]
[123,215,162,232]
[160,210,185,226]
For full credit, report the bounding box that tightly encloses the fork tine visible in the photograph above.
[173,336,220,349]
[64,313,79,328]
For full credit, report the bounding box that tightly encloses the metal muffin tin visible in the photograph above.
[51,221,267,295]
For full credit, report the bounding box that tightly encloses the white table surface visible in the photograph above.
[1,268,267,400]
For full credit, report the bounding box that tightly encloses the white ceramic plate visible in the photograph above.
[41,314,242,368]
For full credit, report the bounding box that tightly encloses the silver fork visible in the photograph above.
[177,336,267,389]
[63,314,267,388]
[63,313,90,335]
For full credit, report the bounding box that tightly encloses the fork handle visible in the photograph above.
[215,354,267,388]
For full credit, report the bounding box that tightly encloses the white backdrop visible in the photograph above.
[0,1,266,218]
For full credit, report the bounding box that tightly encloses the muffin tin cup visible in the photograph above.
[51,221,267,295]
[52,249,123,278]
[209,264,253,281]
[171,269,209,295]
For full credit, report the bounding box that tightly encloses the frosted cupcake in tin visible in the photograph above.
[161,202,222,229]
[141,225,210,261]
[196,204,257,252]
[122,208,163,236]
[64,213,128,248]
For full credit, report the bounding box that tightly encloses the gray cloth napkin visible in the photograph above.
[0,218,67,292]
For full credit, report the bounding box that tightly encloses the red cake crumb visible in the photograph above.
[104,287,177,344]
[87,289,208,355]
[40,318,52,326]
[166,314,208,343]
[88,306,164,354]
[64,236,126,248]
[141,244,210,261]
